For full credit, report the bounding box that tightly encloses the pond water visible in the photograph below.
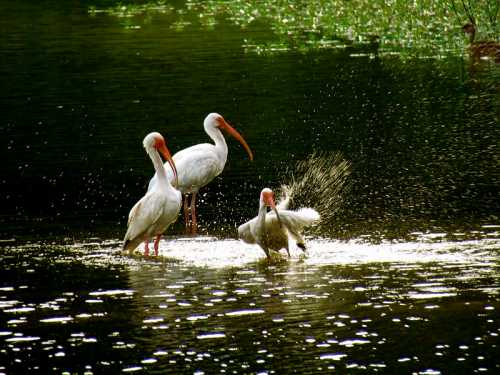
[0,1,499,374]
[1,235,499,374]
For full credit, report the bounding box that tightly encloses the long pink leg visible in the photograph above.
[183,194,191,234]
[143,240,150,257]
[153,234,162,256]
[190,191,198,234]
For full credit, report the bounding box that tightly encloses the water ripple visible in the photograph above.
[0,233,498,373]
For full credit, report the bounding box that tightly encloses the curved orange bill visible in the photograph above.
[159,144,179,188]
[219,119,254,161]
[264,194,283,228]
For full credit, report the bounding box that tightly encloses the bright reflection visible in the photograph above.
[0,232,498,374]
[105,235,500,268]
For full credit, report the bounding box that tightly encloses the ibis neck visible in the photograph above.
[257,200,267,231]
[148,147,173,191]
[206,126,228,164]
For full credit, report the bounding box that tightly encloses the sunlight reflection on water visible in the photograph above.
[1,232,499,373]
[95,234,500,269]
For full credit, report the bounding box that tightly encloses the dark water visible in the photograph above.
[0,1,499,374]
[1,1,498,240]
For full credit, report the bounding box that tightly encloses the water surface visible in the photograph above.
[0,1,499,373]
[1,233,499,373]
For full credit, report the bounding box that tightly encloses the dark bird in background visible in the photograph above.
[462,23,500,63]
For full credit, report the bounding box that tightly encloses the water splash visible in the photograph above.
[93,235,499,268]
[279,151,351,232]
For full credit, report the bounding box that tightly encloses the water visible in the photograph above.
[1,1,499,373]
[1,235,499,373]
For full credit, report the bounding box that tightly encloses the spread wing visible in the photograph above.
[267,208,320,240]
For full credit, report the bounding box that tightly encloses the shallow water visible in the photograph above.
[1,231,499,374]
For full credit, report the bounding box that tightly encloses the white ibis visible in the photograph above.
[238,187,320,259]
[123,132,182,256]
[148,113,253,234]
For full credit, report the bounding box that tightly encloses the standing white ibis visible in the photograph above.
[238,187,320,259]
[148,113,253,234]
[123,132,182,256]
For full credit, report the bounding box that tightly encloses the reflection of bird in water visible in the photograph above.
[148,113,253,234]
[123,132,181,256]
[462,23,500,63]
[238,187,320,259]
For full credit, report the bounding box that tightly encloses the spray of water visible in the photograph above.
[279,151,351,232]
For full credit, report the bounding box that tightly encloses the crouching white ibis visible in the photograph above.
[123,132,182,256]
[238,187,320,259]
[148,113,253,234]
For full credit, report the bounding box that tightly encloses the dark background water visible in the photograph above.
[0,1,498,242]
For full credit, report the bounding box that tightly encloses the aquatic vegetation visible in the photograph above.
[88,0,499,57]
[192,0,499,56]
[88,1,175,29]
[88,1,174,18]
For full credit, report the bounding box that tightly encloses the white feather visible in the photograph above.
[238,188,320,258]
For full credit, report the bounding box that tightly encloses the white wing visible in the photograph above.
[148,143,223,193]
[124,192,165,247]
[280,208,320,230]
[267,208,320,243]
[237,220,257,244]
